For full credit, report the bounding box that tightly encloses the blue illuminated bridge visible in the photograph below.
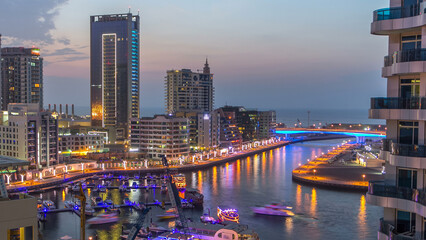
[275,128,386,143]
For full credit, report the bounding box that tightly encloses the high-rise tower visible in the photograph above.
[367,1,426,239]
[90,13,140,139]
[0,47,43,110]
[165,60,214,114]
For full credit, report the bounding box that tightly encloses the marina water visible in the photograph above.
[38,139,382,240]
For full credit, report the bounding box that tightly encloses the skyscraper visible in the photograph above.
[0,46,43,110]
[367,0,426,238]
[165,60,214,114]
[90,13,140,139]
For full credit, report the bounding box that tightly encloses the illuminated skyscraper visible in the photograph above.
[0,46,43,110]
[90,13,140,139]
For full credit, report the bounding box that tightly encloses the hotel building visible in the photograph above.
[90,13,140,141]
[0,104,58,169]
[129,115,190,161]
[0,46,43,111]
[165,60,214,115]
[367,0,426,239]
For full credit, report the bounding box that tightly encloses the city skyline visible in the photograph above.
[0,1,389,111]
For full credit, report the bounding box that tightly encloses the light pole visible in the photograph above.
[313,169,317,179]
[362,174,366,182]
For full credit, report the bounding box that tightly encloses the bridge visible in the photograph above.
[275,128,386,143]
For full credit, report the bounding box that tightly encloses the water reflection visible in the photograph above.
[310,188,317,217]
[295,185,302,210]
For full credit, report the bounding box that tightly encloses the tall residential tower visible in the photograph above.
[367,1,426,239]
[0,47,43,110]
[165,60,214,114]
[90,13,140,140]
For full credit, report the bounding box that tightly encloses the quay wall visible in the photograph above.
[7,135,352,193]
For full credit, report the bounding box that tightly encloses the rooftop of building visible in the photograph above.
[91,13,139,22]
[0,156,30,169]
[1,47,41,56]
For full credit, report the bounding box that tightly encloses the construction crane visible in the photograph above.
[75,183,86,240]
[162,156,188,229]
[126,207,151,240]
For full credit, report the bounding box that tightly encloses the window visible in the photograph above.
[400,79,420,98]
[398,169,417,189]
[398,121,418,145]
[397,210,416,233]
[401,35,421,50]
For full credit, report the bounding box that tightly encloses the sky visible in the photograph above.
[0,0,389,113]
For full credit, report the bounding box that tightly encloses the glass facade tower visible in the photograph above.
[90,13,140,138]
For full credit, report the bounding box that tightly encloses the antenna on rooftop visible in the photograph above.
[128,6,131,13]
[138,9,140,15]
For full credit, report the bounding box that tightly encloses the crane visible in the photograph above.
[126,207,151,240]
[75,183,86,240]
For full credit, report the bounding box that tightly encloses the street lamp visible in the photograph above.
[313,169,317,179]
[362,174,366,182]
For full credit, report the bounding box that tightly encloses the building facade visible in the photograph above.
[367,1,426,239]
[130,115,190,160]
[258,111,276,139]
[214,108,243,149]
[175,111,220,151]
[0,104,58,169]
[1,47,43,111]
[59,133,104,155]
[165,60,214,114]
[90,13,140,140]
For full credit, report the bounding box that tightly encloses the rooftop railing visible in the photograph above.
[371,97,426,110]
[384,48,426,67]
[374,4,422,21]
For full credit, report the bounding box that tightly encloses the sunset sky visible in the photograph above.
[0,0,389,112]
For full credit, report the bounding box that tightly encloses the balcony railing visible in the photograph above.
[379,218,414,240]
[384,48,426,67]
[382,139,426,157]
[374,4,422,21]
[369,181,426,207]
[371,97,426,110]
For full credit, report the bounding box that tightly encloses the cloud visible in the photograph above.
[56,38,70,45]
[45,47,84,56]
[0,0,69,45]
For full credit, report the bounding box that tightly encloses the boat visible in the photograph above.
[185,188,204,206]
[105,199,114,207]
[153,223,259,240]
[131,181,139,188]
[147,223,167,233]
[217,207,239,223]
[72,183,86,192]
[200,213,216,223]
[64,200,76,209]
[264,203,293,210]
[37,199,43,211]
[87,212,119,225]
[92,196,104,206]
[172,174,186,190]
[181,199,194,209]
[251,205,295,217]
[160,184,167,194]
[157,208,178,220]
[119,185,130,192]
[43,200,56,210]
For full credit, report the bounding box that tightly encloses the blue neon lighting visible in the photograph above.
[276,130,385,138]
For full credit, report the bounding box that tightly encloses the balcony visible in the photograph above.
[372,3,426,35]
[384,49,426,67]
[374,5,422,22]
[367,181,426,217]
[382,139,426,158]
[379,218,414,240]
[369,97,426,120]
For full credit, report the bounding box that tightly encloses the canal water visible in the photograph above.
[38,139,382,240]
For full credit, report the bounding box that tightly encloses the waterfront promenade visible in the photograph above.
[292,143,384,191]
[7,139,295,193]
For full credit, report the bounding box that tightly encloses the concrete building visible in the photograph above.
[0,157,38,240]
[0,103,58,169]
[258,111,276,139]
[214,108,242,149]
[165,60,214,114]
[90,13,140,141]
[59,133,105,155]
[130,115,190,161]
[367,1,426,239]
[1,47,43,111]
[175,111,220,151]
